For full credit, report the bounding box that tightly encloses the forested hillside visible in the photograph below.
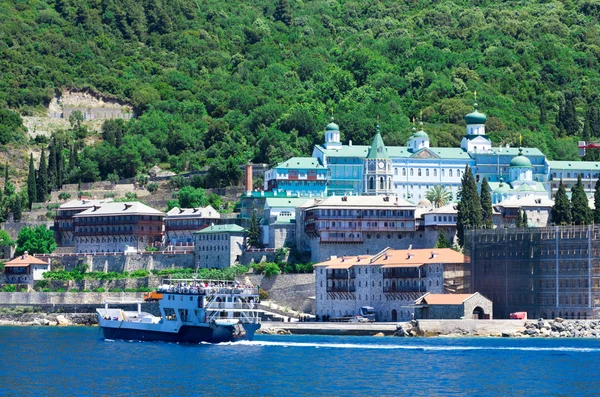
[3,0,600,187]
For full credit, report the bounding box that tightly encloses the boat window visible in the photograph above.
[164,308,176,321]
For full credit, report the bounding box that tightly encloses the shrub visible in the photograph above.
[130,269,149,278]
[94,287,105,293]
[78,191,91,199]
[259,288,269,301]
[46,203,60,210]
[58,192,71,201]
[45,210,57,219]
[145,246,158,252]
[2,285,16,292]
[103,192,115,198]
[147,182,159,193]
[69,289,79,292]
[125,192,138,200]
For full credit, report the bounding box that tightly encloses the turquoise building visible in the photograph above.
[265,102,598,204]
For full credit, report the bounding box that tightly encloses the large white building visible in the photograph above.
[314,247,470,322]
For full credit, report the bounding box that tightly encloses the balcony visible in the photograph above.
[383,285,422,293]
[326,286,356,293]
[384,270,426,278]
[320,237,364,243]
[326,271,355,280]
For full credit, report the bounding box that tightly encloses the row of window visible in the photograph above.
[75,226,162,233]
[310,209,414,217]
[398,168,462,178]
[199,245,228,252]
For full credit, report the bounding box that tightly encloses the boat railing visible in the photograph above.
[157,285,259,296]
[205,302,259,310]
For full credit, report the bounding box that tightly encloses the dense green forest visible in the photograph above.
[3,0,600,188]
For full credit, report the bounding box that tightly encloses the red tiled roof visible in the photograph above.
[5,255,48,267]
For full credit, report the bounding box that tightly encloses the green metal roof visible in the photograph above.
[325,122,339,131]
[548,161,600,171]
[413,129,429,138]
[275,157,324,170]
[366,132,390,159]
[510,154,533,168]
[265,197,310,208]
[194,224,246,234]
[465,103,487,124]
[315,144,370,158]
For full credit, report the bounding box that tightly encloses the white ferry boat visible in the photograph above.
[96,278,261,343]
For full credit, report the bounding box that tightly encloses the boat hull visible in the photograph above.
[99,322,260,344]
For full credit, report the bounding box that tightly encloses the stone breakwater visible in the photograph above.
[516,318,600,338]
[396,318,600,338]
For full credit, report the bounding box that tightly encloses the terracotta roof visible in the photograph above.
[417,293,476,305]
[314,248,466,269]
[371,248,466,267]
[5,254,48,267]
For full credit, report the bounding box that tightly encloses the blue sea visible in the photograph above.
[1,327,599,397]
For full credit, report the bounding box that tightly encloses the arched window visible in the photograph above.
[369,177,375,190]
[426,169,429,177]
[418,169,422,176]
[410,169,414,176]
[402,168,406,176]
[379,177,385,189]
[449,170,453,177]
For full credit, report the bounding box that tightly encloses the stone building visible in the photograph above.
[466,225,600,319]
[414,293,493,320]
[72,202,165,253]
[314,247,469,322]
[262,197,308,249]
[164,206,220,246]
[194,224,246,268]
[55,198,113,246]
[493,196,554,228]
[4,252,50,284]
[299,195,421,263]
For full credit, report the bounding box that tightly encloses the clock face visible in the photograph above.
[378,161,384,169]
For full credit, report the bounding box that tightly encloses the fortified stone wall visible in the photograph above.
[243,273,315,313]
[240,251,278,265]
[0,292,145,305]
[2,221,54,239]
[39,253,195,272]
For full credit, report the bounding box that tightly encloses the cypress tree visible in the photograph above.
[37,148,48,202]
[11,193,22,222]
[456,165,482,248]
[594,178,600,224]
[516,210,523,228]
[57,150,64,189]
[27,154,37,208]
[3,162,14,197]
[551,180,572,225]
[522,210,528,228]
[247,211,262,248]
[480,177,493,229]
[48,144,58,192]
[571,174,592,225]
[435,231,451,248]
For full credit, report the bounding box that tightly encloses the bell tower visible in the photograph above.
[363,124,394,196]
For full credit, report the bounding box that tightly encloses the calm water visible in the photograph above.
[1,326,599,397]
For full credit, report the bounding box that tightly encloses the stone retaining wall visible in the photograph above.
[243,273,315,313]
[40,253,195,272]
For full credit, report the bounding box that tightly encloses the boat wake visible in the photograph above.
[231,340,600,353]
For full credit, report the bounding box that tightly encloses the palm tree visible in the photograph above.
[426,185,453,208]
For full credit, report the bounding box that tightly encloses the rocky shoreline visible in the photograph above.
[0,313,97,326]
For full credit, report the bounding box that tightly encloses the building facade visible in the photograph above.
[55,198,113,246]
[194,224,246,268]
[414,293,493,320]
[164,206,220,246]
[72,202,165,253]
[314,247,469,322]
[466,226,600,320]
[4,253,50,285]
[263,157,328,198]
[301,195,419,262]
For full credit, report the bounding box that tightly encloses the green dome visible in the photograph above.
[510,150,532,168]
[413,129,429,138]
[325,122,339,131]
[464,103,487,125]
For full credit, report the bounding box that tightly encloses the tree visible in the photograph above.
[516,210,524,228]
[551,180,572,225]
[480,177,493,228]
[48,144,58,192]
[178,186,208,208]
[27,154,37,208]
[594,179,600,224]
[571,174,592,225]
[37,148,48,202]
[426,185,452,208]
[247,211,262,248]
[58,192,72,201]
[3,162,14,197]
[15,225,56,255]
[522,210,528,228]
[0,230,14,247]
[274,0,292,26]
[435,231,451,248]
[456,165,482,248]
[10,193,23,222]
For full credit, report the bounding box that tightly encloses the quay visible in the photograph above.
[260,321,400,336]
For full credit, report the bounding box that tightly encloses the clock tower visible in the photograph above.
[363,124,394,196]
